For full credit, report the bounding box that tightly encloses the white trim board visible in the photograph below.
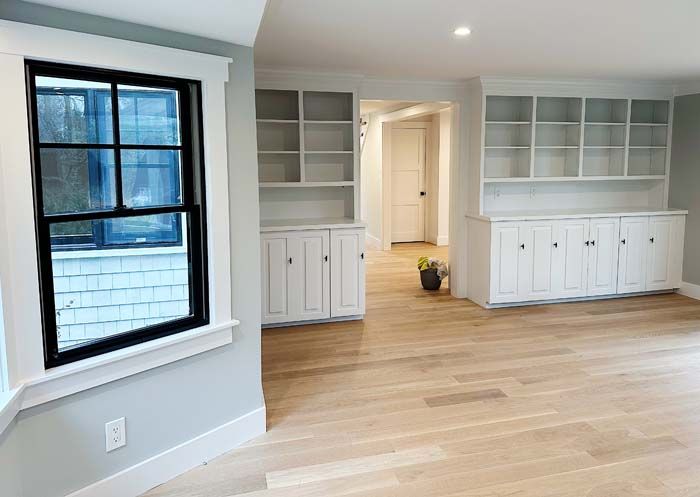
[66,406,266,497]
[678,282,700,301]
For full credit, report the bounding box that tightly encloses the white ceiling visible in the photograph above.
[255,0,700,82]
[24,0,268,47]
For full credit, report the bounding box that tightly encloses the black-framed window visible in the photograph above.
[26,60,209,368]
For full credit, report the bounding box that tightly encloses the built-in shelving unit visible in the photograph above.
[480,94,671,183]
[255,88,360,223]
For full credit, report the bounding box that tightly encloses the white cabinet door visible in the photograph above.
[287,230,330,321]
[617,217,648,294]
[670,216,686,289]
[490,223,522,303]
[587,218,620,296]
[521,221,556,301]
[553,219,590,299]
[331,228,366,317]
[646,216,675,291]
[261,234,290,324]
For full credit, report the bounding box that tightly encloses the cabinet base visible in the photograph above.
[477,289,675,309]
[262,314,364,329]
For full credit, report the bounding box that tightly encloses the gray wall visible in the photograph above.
[0,2,263,496]
[669,94,700,286]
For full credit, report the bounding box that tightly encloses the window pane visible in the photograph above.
[118,85,180,145]
[103,213,182,246]
[50,215,191,351]
[40,148,116,214]
[121,150,182,207]
[36,76,113,144]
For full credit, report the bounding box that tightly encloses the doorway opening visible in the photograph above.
[359,100,453,251]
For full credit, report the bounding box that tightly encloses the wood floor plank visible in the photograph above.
[142,243,700,497]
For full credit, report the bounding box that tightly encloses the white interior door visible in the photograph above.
[618,217,648,294]
[391,128,426,243]
[331,228,366,317]
[260,234,290,324]
[587,217,620,296]
[287,230,330,321]
[553,219,589,299]
[490,223,522,303]
[521,221,556,301]
[646,216,675,291]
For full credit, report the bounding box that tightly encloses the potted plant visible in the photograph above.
[417,257,448,290]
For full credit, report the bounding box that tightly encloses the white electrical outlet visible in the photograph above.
[105,417,126,452]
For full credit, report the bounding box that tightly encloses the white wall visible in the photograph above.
[436,108,452,246]
[360,113,383,249]
[0,3,264,496]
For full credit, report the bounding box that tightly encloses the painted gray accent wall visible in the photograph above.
[0,2,263,496]
[669,94,700,286]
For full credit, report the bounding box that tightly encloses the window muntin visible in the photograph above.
[27,61,208,368]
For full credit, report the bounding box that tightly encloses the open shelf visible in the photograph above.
[582,148,625,177]
[534,148,579,178]
[258,153,301,183]
[629,125,667,147]
[537,97,582,123]
[536,122,580,147]
[304,122,353,152]
[256,120,300,152]
[585,98,628,124]
[584,124,626,147]
[303,91,353,121]
[255,89,299,121]
[484,148,531,179]
[631,100,669,124]
[485,96,533,122]
[260,181,354,188]
[485,123,531,147]
[628,148,666,176]
[305,152,354,182]
[483,175,666,183]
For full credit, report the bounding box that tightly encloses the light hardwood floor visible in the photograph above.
[145,242,700,497]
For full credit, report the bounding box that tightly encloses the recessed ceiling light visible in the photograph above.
[453,26,471,37]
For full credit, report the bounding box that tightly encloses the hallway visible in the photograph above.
[146,243,700,497]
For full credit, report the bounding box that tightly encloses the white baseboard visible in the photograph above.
[366,233,382,250]
[678,281,700,300]
[436,235,449,246]
[66,406,266,497]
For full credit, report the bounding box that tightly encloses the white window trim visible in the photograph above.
[0,20,235,432]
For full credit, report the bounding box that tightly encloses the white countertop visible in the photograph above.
[260,217,366,232]
[467,207,688,222]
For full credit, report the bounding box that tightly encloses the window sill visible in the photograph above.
[52,244,187,260]
[18,319,238,411]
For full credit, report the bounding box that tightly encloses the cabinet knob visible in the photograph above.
[360,252,365,260]
[650,237,655,244]
[324,255,328,262]
[520,243,525,250]
[420,191,426,196]
[585,241,590,246]
[553,242,558,248]
[621,239,626,245]
[288,257,293,264]
[591,240,596,246]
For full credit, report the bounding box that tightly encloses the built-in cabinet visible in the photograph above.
[261,227,365,326]
[255,81,365,326]
[466,78,686,309]
[482,212,685,306]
